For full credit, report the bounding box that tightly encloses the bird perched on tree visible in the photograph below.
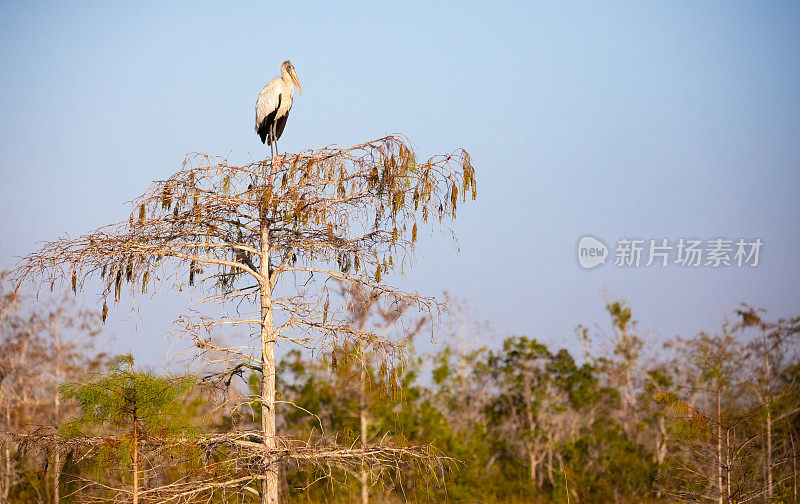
[255,60,302,158]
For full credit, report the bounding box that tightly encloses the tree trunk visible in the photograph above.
[726,428,731,503]
[2,404,10,503]
[360,341,368,504]
[53,318,61,504]
[2,441,9,503]
[53,451,60,504]
[655,416,667,498]
[538,459,545,488]
[522,375,541,488]
[528,450,538,486]
[717,381,723,504]
[766,409,773,502]
[763,327,773,503]
[260,223,278,504]
[790,427,797,504]
[132,417,139,504]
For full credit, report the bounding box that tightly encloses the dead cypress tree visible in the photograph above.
[16,135,475,503]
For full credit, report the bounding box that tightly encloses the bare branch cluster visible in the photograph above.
[4,427,455,504]
[17,135,474,351]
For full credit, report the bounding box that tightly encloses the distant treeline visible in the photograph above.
[276,301,800,504]
[1,282,798,503]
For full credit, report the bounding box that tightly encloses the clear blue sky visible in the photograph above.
[1,1,799,366]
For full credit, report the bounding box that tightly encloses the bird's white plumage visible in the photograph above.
[254,77,291,130]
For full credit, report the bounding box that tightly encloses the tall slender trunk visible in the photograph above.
[537,460,544,488]
[132,416,138,504]
[763,327,773,503]
[53,319,61,504]
[2,405,10,503]
[656,416,667,498]
[53,449,60,504]
[522,375,540,487]
[260,222,278,504]
[2,443,8,503]
[790,426,797,504]
[0,357,9,502]
[765,408,772,503]
[528,450,538,486]
[359,341,368,504]
[717,381,723,504]
[726,429,731,502]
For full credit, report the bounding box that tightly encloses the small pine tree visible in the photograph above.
[59,354,195,504]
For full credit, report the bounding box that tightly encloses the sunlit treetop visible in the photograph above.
[18,135,476,349]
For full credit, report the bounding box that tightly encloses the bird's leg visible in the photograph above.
[269,124,275,160]
[272,122,279,157]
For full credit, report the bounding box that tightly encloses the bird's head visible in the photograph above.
[281,60,302,95]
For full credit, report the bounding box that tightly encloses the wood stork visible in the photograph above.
[255,60,302,158]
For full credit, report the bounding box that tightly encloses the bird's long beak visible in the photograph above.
[292,72,302,95]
